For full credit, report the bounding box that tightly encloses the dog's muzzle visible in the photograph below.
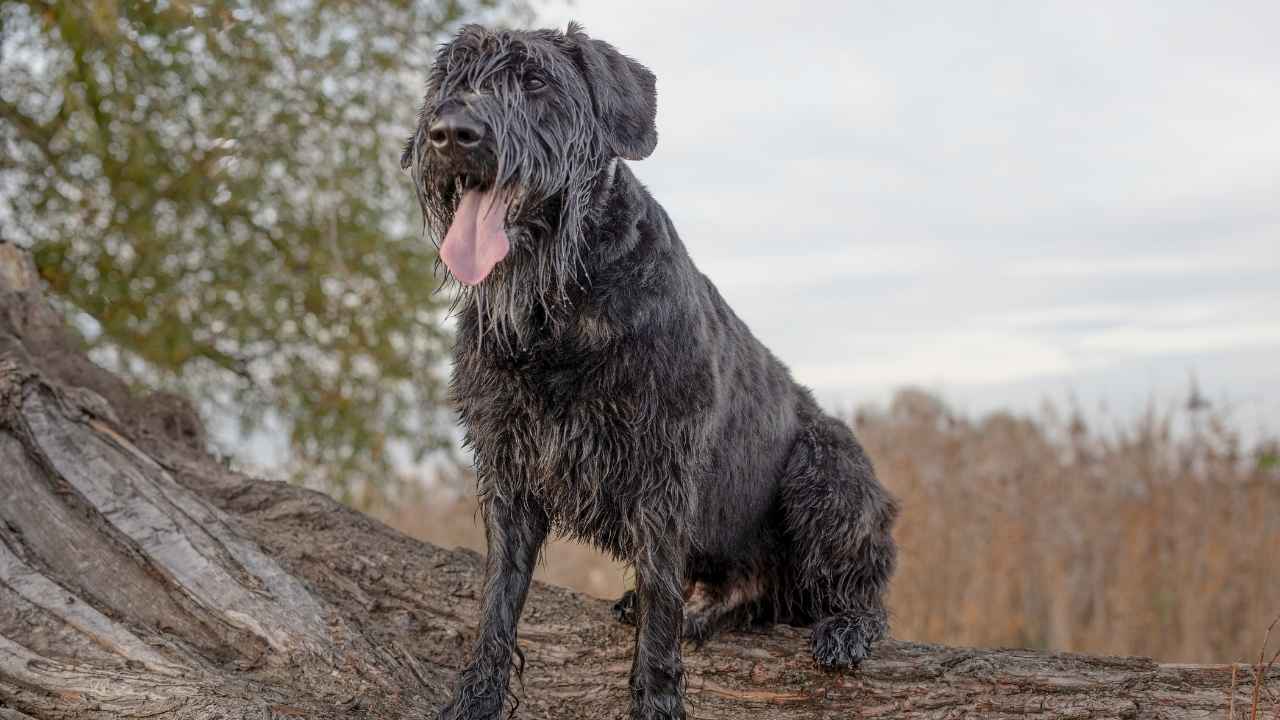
[428,106,487,160]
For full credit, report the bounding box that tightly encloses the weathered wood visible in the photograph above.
[0,239,1275,719]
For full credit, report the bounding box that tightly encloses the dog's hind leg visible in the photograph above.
[780,415,898,670]
[614,577,767,647]
[613,588,638,624]
[680,576,769,645]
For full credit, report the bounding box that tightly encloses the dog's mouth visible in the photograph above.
[440,178,512,286]
[405,134,512,286]
[450,171,490,194]
[412,145,548,287]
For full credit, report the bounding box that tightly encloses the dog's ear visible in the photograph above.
[566,23,658,161]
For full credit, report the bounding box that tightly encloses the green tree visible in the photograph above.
[0,0,530,498]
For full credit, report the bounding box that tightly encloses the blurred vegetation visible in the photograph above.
[0,0,530,498]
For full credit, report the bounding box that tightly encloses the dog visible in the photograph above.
[402,23,899,720]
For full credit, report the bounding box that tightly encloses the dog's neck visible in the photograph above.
[579,159,652,273]
[592,159,618,203]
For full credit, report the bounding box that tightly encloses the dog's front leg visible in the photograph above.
[628,520,689,720]
[438,491,548,720]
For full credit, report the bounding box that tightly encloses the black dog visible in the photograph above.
[403,23,898,720]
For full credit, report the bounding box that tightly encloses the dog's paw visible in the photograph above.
[629,694,686,720]
[612,590,637,625]
[681,611,712,647]
[436,699,466,720]
[436,700,462,720]
[810,612,881,670]
[630,708,686,720]
[436,682,505,720]
[682,606,735,648]
[437,699,500,720]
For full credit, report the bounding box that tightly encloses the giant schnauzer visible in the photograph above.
[402,23,899,720]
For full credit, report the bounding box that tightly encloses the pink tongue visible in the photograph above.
[440,189,511,285]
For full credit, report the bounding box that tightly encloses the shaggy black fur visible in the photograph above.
[403,23,899,720]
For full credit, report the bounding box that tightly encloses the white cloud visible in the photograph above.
[704,244,941,288]
[1003,251,1280,279]
[537,1,1280,426]
[794,330,1078,389]
[1079,323,1280,357]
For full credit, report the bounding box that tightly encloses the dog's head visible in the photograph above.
[403,23,658,287]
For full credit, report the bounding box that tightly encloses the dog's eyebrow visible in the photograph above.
[517,58,549,79]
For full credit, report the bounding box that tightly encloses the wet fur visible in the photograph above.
[406,23,898,720]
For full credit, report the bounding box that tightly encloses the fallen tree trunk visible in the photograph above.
[0,240,1274,720]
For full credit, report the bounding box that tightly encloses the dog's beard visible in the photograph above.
[409,125,609,354]
[407,65,617,352]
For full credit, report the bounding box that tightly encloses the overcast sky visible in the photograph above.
[536,1,1280,432]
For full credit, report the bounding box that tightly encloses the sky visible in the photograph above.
[534,1,1280,433]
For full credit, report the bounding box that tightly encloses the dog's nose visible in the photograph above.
[428,111,485,151]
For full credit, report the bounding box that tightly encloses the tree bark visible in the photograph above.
[0,240,1274,720]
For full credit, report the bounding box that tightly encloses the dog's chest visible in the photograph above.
[457,350,666,551]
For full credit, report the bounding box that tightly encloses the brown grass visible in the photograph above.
[374,388,1280,663]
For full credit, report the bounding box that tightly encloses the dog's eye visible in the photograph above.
[524,76,547,92]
